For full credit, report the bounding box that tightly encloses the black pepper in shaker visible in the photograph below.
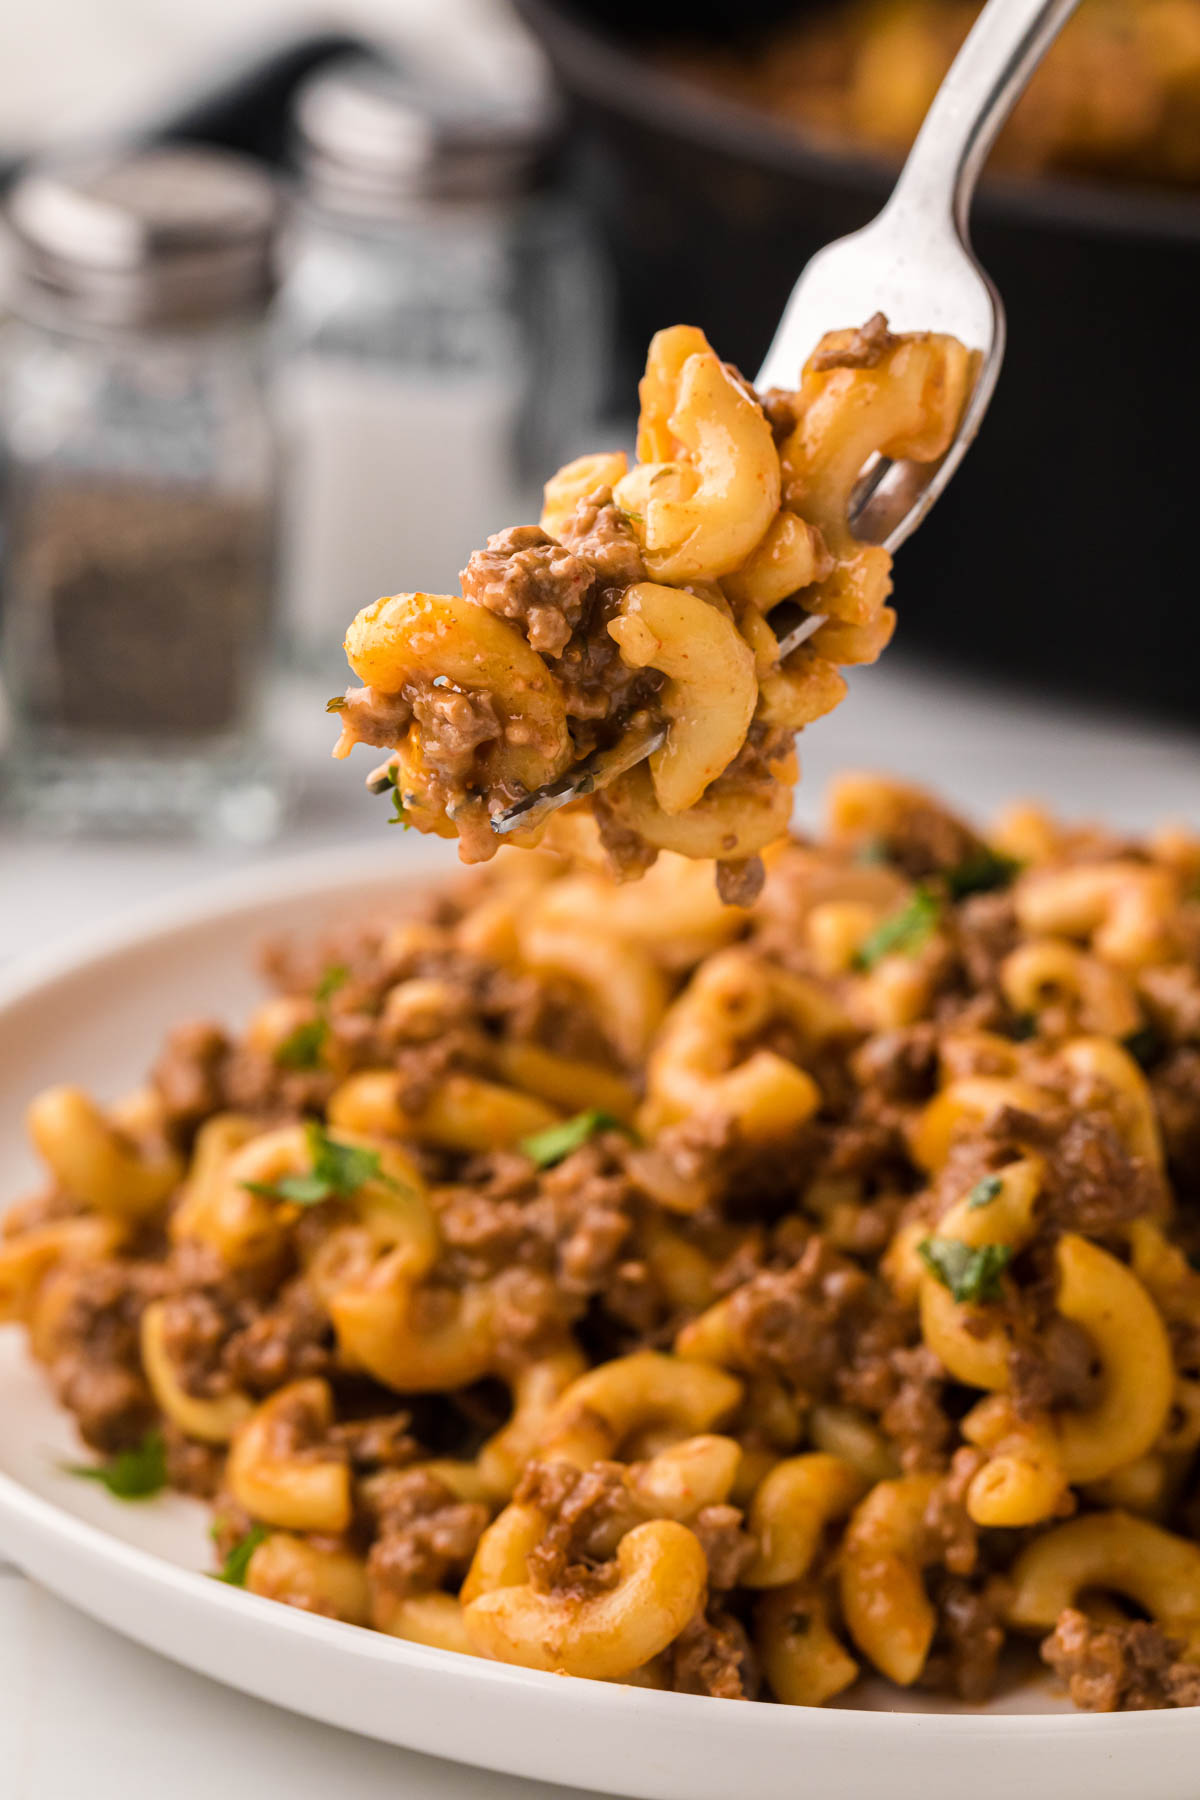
[0,144,285,839]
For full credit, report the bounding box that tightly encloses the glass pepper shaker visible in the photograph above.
[276,53,607,682]
[0,145,285,840]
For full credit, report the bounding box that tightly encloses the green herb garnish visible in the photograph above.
[853,889,941,970]
[213,1523,270,1587]
[325,696,347,713]
[383,763,412,829]
[274,1017,328,1071]
[314,963,349,1004]
[1009,1012,1038,1042]
[64,1428,167,1500]
[520,1109,627,1169]
[918,1236,1012,1304]
[967,1175,1004,1211]
[272,964,352,1071]
[244,1121,386,1206]
[943,848,1023,900]
[1122,1025,1164,1070]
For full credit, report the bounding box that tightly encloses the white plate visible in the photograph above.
[0,848,1198,1800]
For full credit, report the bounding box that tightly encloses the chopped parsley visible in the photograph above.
[63,1428,167,1500]
[243,1121,387,1206]
[381,762,412,828]
[274,1017,328,1071]
[967,1175,1004,1211]
[942,848,1022,900]
[520,1109,627,1169]
[325,695,347,713]
[853,888,941,970]
[1122,1025,1164,1070]
[273,964,352,1071]
[918,1236,1012,1305]
[213,1523,270,1587]
[314,963,350,1004]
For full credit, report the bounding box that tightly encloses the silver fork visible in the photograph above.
[492,0,1079,837]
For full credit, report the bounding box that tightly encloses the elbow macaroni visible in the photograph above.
[331,317,969,888]
[12,770,1200,1715]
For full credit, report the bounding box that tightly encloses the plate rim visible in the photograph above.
[1,843,1199,1750]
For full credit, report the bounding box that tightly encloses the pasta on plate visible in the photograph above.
[330,315,970,901]
[8,774,1200,1713]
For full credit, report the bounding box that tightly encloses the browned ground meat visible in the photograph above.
[461,525,592,657]
[151,1021,232,1141]
[757,388,800,442]
[715,856,766,909]
[592,792,660,882]
[665,1608,758,1699]
[1152,1046,1200,1187]
[809,311,896,371]
[330,685,413,750]
[922,1576,1007,1703]
[557,490,645,590]
[1006,1313,1100,1421]
[1042,1608,1200,1710]
[691,1503,755,1589]
[518,1459,639,1599]
[987,1104,1163,1235]
[41,1258,163,1451]
[366,1469,489,1600]
[328,1413,419,1472]
[435,1138,636,1316]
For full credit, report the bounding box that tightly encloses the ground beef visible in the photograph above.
[922,1576,1006,1702]
[518,1459,639,1598]
[1152,1046,1200,1188]
[592,792,660,883]
[366,1469,489,1600]
[436,1138,636,1311]
[151,1021,232,1141]
[558,489,645,590]
[851,1024,940,1105]
[922,1447,986,1577]
[1042,1608,1200,1711]
[691,1503,755,1589]
[809,312,896,372]
[328,1412,419,1472]
[861,798,986,883]
[716,857,766,909]
[410,682,503,787]
[725,1235,943,1461]
[461,525,593,657]
[163,1423,224,1497]
[43,1258,163,1451]
[987,1104,1163,1236]
[665,1608,758,1699]
[878,1344,953,1470]
[756,387,800,443]
[330,685,412,751]
[1006,1314,1100,1420]
[222,1281,334,1394]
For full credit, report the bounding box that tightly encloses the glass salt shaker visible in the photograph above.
[276,53,607,682]
[0,145,285,840]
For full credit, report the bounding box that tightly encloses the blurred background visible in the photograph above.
[1,0,1198,952]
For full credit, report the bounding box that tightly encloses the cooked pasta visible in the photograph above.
[9,772,1200,1712]
[330,317,970,901]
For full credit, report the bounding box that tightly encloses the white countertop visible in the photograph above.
[1,657,1198,1798]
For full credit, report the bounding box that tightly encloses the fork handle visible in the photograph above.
[886,0,1081,238]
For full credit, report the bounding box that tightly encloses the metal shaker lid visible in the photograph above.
[293,53,553,216]
[5,143,281,326]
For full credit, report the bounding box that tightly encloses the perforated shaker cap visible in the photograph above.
[293,53,552,215]
[5,143,281,326]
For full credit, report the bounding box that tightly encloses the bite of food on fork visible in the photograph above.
[330,315,971,902]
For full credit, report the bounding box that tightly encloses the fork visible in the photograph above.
[491,0,1080,837]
